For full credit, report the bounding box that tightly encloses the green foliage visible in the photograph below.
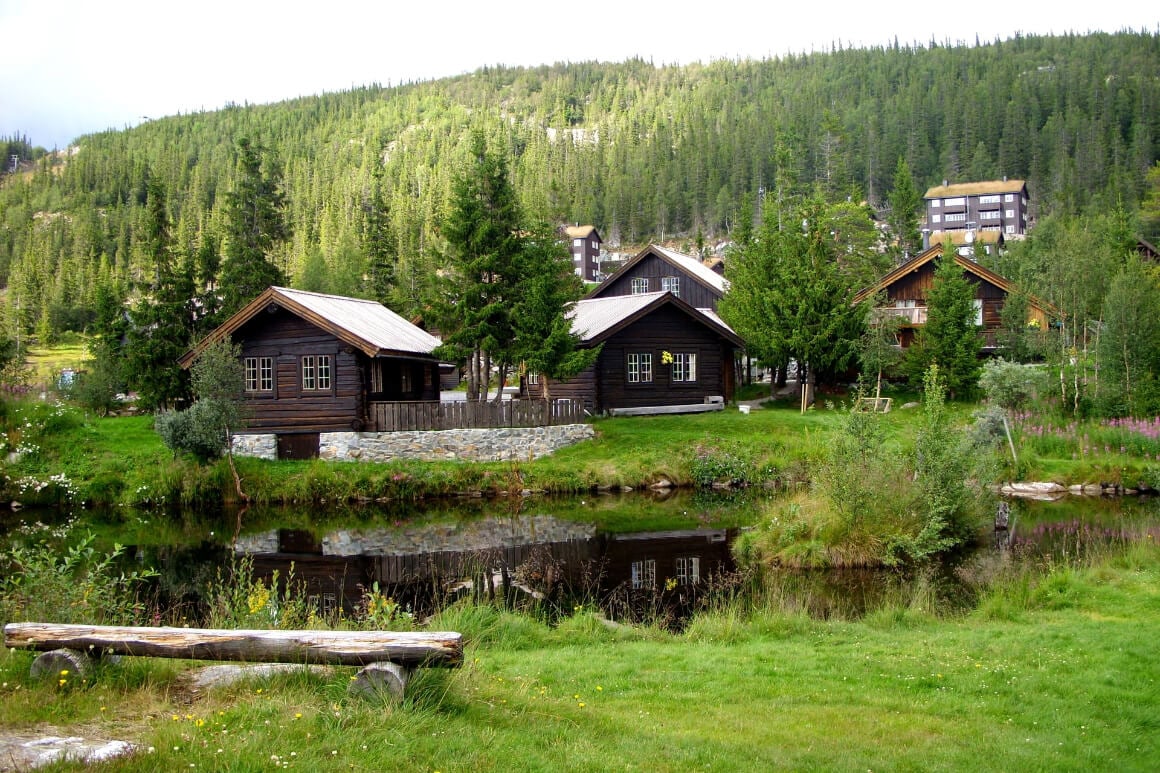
[218,138,288,317]
[902,365,988,561]
[690,439,753,488]
[887,157,923,259]
[202,555,320,630]
[720,197,865,405]
[0,527,157,626]
[1097,261,1160,416]
[905,250,982,397]
[68,355,123,416]
[4,34,1157,349]
[978,358,1047,412]
[156,339,246,462]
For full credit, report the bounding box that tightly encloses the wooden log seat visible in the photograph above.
[4,623,462,702]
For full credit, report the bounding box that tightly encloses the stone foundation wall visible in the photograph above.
[232,424,594,463]
[231,433,278,461]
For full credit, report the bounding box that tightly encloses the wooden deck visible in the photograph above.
[367,398,586,432]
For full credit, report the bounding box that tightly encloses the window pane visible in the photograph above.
[302,356,315,390]
[317,355,331,390]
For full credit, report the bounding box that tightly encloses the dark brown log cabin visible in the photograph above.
[179,287,441,449]
[588,244,727,311]
[522,291,743,414]
[852,246,1056,350]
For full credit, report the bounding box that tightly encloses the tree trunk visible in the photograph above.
[4,623,463,668]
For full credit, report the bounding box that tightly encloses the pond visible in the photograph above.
[3,490,1159,628]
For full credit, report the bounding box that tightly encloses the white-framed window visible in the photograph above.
[631,559,656,590]
[527,371,539,385]
[675,556,700,586]
[930,199,941,208]
[978,194,1000,204]
[931,214,941,223]
[660,276,680,297]
[945,213,966,222]
[627,352,653,383]
[591,239,598,249]
[980,210,1000,220]
[1004,193,1014,202]
[630,277,649,294]
[973,299,983,326]
[573,238,584,247]
[1006,224,1016,234]
[672,353,696,382]
[945,196,965,206]
[301,355,332,391]
[244,356,274,392]
[1005,209,1015,218]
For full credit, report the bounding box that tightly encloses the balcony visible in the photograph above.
[871,306,928,325]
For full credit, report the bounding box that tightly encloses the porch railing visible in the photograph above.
[367,398,586,432]
[872,306,928,325]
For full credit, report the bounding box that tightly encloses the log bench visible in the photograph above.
[3,623,462,702]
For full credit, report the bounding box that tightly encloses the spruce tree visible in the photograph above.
[905,246,982,397]
[887,158,923,260]
[219,138,287,316]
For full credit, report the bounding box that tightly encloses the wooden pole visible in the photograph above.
[4,623,462,668]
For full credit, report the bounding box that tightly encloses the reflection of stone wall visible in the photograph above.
[323,515,598,556]
[318,425,594,463]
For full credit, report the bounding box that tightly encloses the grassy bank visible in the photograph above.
[1,541,1156,771]
[3,394,1160,509]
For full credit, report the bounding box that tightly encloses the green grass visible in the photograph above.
[1,544,1157,771]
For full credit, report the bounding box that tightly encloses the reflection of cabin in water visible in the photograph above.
[237,521,737,618]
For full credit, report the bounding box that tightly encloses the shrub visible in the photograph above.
[0,527,156,626]
[155,399,232,462]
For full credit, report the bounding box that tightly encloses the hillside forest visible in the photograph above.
[1,31,1159,414]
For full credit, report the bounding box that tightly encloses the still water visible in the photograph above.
[3,490,1158,626]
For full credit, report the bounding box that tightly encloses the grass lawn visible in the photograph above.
[1,545,1156,771]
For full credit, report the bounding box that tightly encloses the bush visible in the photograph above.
[155,399,232,462]
[0,527,156,626]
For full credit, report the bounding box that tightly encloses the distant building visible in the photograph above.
[923,179,1030,249]
[563,225,603,281]
[853,245,1056,351]
[588,244,728,311]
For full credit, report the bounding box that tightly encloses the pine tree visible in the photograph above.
[719,197,864,411]
[905,246,982,397]
[432,130,524,401]
[218,138,287,315]
[887,157,923,260]
[124,174,195,410]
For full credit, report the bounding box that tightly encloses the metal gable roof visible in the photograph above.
[650,245,729,294]
[179,286,441,367]
[271,287,441,356]
[568,291,742,346]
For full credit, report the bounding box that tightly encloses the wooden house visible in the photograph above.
[522,290,743,414]
[179,287,442,454]
[589,244,727,311]
[923,178,1030,241]
[563,224,603,282]
[852,246,1055,350]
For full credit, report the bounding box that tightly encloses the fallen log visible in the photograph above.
[3,623,462,668]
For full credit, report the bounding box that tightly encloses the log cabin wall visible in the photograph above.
[598,256,723,310]
[592,305,733,412]
[235,310,364,432]
[886,262,1008,342]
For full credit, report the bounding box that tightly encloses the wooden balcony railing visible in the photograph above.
[871,306,928,325]
[367,398,586,432]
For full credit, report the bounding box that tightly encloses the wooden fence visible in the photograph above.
[367,398,586,432]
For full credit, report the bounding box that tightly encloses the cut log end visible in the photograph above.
[348,661,411,703]
[30,648,93,681]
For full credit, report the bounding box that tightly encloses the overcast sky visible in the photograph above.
[1,0,1154,149]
